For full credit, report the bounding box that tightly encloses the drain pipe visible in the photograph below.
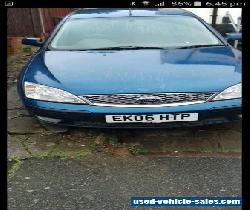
[211,8,218,27]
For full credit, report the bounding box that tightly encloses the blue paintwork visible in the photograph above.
[21,46,241,95]
[17,9,242,127]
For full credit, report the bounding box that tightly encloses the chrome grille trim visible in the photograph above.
[88,101,205,107]
[79,92,217,107]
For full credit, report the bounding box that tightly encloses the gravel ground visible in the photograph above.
[8,155,241,210]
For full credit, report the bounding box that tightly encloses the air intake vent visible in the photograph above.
[80,92,216,107]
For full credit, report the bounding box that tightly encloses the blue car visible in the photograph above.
[18,8,242,128]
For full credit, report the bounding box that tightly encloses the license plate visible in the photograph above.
[105,113,198,123]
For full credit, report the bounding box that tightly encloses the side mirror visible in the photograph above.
[22,37,44,47]
[226,32,242,41]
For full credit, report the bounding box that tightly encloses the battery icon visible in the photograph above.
[194,1,202,6]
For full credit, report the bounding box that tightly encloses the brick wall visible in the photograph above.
[7,37,22,54]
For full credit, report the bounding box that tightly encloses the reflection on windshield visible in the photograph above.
[50,16,221,50]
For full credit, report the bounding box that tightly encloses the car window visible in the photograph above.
[50,16,222,50]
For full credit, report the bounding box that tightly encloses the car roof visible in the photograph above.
[69,8,195,19]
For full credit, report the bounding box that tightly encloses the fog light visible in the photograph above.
[37,116,61,123]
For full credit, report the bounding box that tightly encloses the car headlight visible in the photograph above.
[24,82,89,104]
[212,83,241,101]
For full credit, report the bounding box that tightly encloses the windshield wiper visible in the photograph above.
[47,44,225,51]
[78,46,167,51]
[175,44,225,49]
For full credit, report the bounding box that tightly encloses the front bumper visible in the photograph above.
[24,98,241,128]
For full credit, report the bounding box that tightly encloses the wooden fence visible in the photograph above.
[7,8,74,37]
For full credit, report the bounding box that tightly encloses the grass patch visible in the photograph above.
[48,147,90,159]
[27,149,90,160]
[128,144,149,155]
[8,158,22,180]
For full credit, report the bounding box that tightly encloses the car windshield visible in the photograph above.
[50,16,222,50]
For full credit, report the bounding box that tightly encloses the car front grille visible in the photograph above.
[80,92,216,107]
